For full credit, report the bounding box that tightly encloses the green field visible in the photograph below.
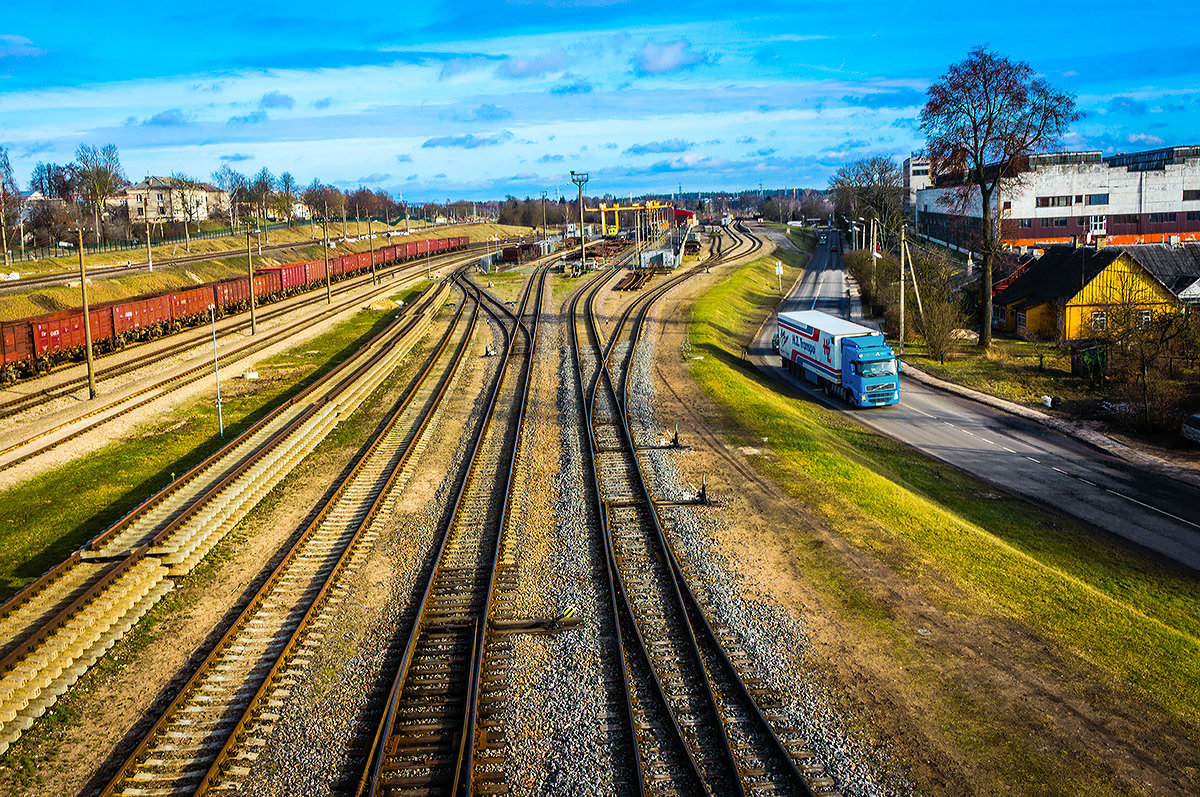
[685,246,1200,789]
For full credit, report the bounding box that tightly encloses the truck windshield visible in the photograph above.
[855,359,896,377]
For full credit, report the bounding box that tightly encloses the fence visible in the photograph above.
[5,220,301,265]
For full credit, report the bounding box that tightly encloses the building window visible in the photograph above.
[1086,193,1109,205]
[1003,201,1012,211]
[1075,195,1084,203]
[1184,189,1200,201]
[156,193,163,201]
[1137,309,1152,329]
[1188,211,1200,222]
[136,207,143,216]
[1017,311,1027,328]
[1036,195,1074,208]
[158,205,165,214]
[1149,212,1177,224]
[1114,214,1139,225]
[1041,218,1052,228]
[1091,310,1108,331]
[1053,218,1068,227]
[1019,219,1032,228]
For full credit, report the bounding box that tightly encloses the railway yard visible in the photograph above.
[0,221,1196,797]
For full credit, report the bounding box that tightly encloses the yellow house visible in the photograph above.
[993,245,1181,341]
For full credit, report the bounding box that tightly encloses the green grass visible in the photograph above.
[902,337,1100,411]
[686,252,1200,736]
[0,303,412,601]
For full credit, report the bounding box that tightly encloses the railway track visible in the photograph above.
[356,265,546,796]
[569,224,838,795]
[0,250,489,477]
[98,274,482,796]
[1,227,488,293]
[0,280,453,757]
[0,243,485,427]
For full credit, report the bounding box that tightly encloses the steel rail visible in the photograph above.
[0,285,453,754]
[578,224,815,794]
[96,276,476,796]
[614,249,816,796]
[0,280,445,630]
[460,264,547,791]
[585,267,734,794]
[0,240,489,415]
[356,266,539,797]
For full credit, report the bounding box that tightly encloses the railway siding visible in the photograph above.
[0,284,449,757]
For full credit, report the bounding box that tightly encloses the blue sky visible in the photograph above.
[2,1,1197,201]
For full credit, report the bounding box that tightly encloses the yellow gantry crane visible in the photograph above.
[588,200,675,236]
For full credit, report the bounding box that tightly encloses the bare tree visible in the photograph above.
[828,156,904,238]
[276,172,298,227]
[211,165,246,228]
[72,143,128,244]
[0,146,17,267]
[911,245,969,360]
[920,46,1082,348]
[30,162,73,199]
[250,168,275,242]
[169,172,204,252]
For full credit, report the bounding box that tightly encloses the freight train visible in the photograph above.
[0,235,469,383]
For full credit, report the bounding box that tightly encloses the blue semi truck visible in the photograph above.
[776,310,899,407]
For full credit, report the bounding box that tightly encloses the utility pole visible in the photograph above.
[356,203,361,237]
[571,171,588,268]
[541,190,547,242]
[869,218,877,298]
[77,226,96,398]
[323,202,331,304]
[368,212,376,285]
[247,226,257,335]
[209,304,223,437]
[898,224,906,356]
[0,186,9,269]
[342,203,347,239]
[144,191,153,271]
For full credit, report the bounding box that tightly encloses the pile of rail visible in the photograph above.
[612,270,655,291]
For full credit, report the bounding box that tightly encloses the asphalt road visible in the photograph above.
[750,226,1200,572]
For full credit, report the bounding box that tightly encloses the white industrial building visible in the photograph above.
[915,145,1200,251]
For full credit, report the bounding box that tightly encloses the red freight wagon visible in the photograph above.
[257,263,307,292]
[403,241,418,259]
[32,305,114,358]
[254,271,280,300]
[303,259,327,286]
[112,292,170,338]
[170,285,214,326]
[1,319,33,370]
[213,276,250,311]
[416,239,429,255]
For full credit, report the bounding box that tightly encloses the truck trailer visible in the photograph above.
[776,310,899,407]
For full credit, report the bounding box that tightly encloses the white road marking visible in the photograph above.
[1079,478,1097,486]
[911,407,935,418]
[1025,456,1041,464]
[1000,445,1016,453]
[1052,466,1069,475]
[1105,489,1200,530]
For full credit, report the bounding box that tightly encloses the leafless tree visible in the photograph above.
[169,172,205,251]
[250,168,275,243]
[276,172,298,227]
[211,165,246,228]
[72,143,128,244]
[0,146,18,267]
[911,245,969,360]
[828,156,904,239]
[920,45,1082,348]
[30,162,74,199]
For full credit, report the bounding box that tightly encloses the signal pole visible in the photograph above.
[247,225,257,335]
[571,171,588,269]
[323,201,332,304]
[77,226,96,399]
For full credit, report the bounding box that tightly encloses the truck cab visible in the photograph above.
[839,336,899,407]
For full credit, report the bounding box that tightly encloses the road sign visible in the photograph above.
[775,260,783,275]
